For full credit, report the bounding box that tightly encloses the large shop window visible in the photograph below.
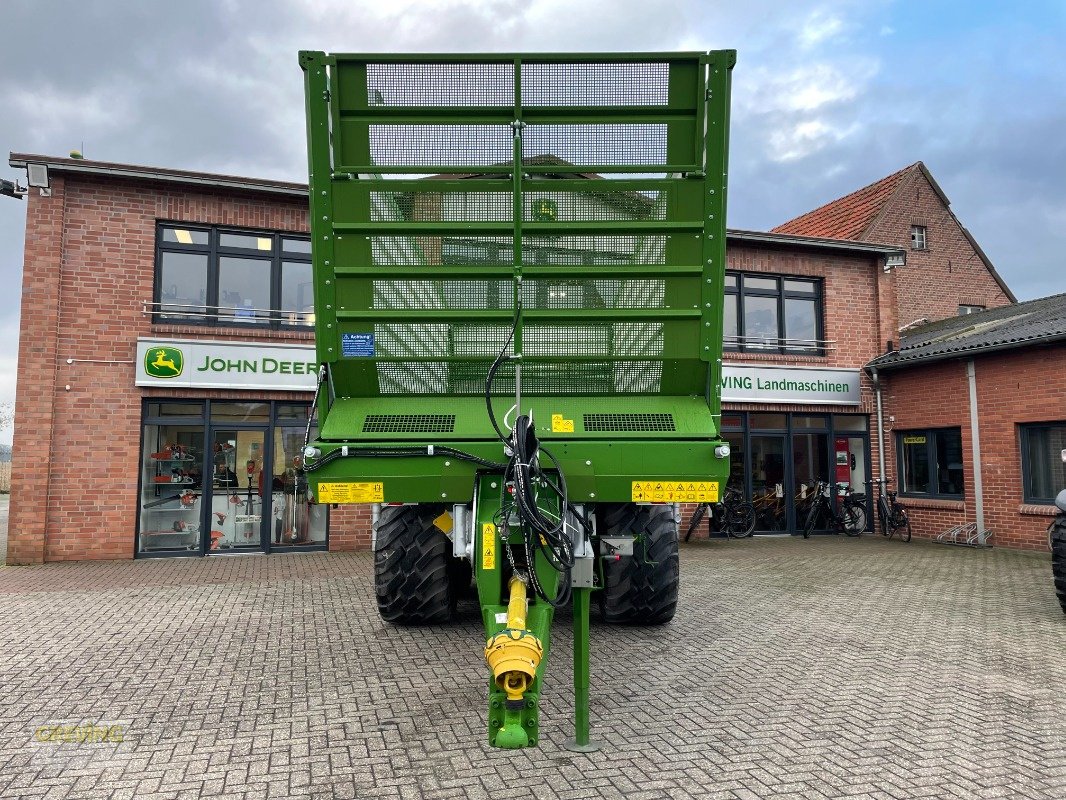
[1020,423,1066,504]
[724,272,823,355]
[138,401,327,555]
[155,224,313,328]
[897,428,964,498]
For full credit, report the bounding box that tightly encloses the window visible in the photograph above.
[137,400,327,555]
[1020,423,1066,504]
[897,428,964,497]
[910,225,928,250]
[724,272,823,354]
[958,304,985,315]
[155,225,313,328]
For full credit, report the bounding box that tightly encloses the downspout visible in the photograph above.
[870,367,887,482]
[965,359,986,544]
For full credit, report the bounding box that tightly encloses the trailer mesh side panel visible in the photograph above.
[322,54,711,397]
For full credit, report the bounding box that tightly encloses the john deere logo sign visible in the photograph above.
[136,338,318,391]
[144,346,184,378]
[532,198,558,222]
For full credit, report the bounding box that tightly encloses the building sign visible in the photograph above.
[721,365,861,405]
[136,339,317,391]
[137,339,862,403]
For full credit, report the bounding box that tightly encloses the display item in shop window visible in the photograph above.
[151,443,194,461]
[214,462,240,487]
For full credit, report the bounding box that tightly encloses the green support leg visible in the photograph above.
[563,586,601,752]
[475,477,558,749]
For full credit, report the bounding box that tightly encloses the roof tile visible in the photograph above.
[772,163,920,240]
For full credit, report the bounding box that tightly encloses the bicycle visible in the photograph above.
[803,481,867,539]
[684,485,757,540]
[868,478,912,542]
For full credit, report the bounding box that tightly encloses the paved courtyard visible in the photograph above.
[0,533,1063,799]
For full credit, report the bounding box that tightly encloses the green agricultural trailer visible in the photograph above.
[297,50,735,749]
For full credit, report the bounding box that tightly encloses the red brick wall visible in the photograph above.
[880,343,1066,550]
[8,173,373,563]
[723,244,884,452]
[864,169,1012,326]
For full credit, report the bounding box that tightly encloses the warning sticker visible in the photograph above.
[481,523,497,570]
[631,481,719,503]
[341,332,375,357]
[317,482,384,503]
[551,414,574,433]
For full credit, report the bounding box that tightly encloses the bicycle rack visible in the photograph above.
[935,521,994,547]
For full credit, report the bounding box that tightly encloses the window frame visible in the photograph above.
[958,304,985,315]
[1019,422,1066,505]
[910,225,928,250]
[896,427,965,499]
[724,271,824,356]
[154,223,313,330]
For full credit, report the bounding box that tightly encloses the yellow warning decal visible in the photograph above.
[551,413,574,433]
[317,482,384,503]
[482,523,497,570]
[631,481,719,503]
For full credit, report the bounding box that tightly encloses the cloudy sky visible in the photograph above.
[1,0,1064,443]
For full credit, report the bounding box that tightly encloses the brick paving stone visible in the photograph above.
[0,536,1064,798]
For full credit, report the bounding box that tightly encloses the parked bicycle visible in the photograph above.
[803,480,867,538]
[868,478,911,542]
[684,485,757,540]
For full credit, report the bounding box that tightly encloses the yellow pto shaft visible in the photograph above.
[484,577,544,747]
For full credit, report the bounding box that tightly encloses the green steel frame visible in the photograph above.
[299,50,735,749]
[298,50,735,500]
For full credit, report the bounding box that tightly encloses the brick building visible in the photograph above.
[868,297,1066,550]
[6,153,1044,563]
[773,161,1016,321]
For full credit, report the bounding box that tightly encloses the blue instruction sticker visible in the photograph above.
[341,333,375,357]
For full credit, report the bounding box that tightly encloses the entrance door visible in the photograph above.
[205,427,271,552]
[793,428,830,534]
[835,434,871,530]
[750,434,787,532]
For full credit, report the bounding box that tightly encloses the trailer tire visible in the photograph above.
[374,504,455,625]
[1051,517,1066,615]
[597,503,680,625]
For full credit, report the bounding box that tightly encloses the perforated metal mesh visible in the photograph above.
[367,63,514,106]
[372,322,662,360]
[369,125,512,168]
[330,55,703,398]
[371,278,668,311]
[582,413,675,432]
[521,62,670,107]
[375,361,662,395]
[524,124,668,169]
[366,188,666,224]
[362,414,456,433]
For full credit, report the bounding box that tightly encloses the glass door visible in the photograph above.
[835,434,871,531]
[270,423,328,548]
[206,427,270,552]
[793,419,830,535]
[750,434,787,532]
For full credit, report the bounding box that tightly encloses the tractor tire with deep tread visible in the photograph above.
[598,503,680,625]
[374,504,456,625]
[1051,516,1066,615]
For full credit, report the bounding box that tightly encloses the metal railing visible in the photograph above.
[141,300,315,328]
[724,335,833,353]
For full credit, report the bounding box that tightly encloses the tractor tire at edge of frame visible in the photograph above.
[597,503,680,625]
[374,503,457,625]
[1050,517,1066,615]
